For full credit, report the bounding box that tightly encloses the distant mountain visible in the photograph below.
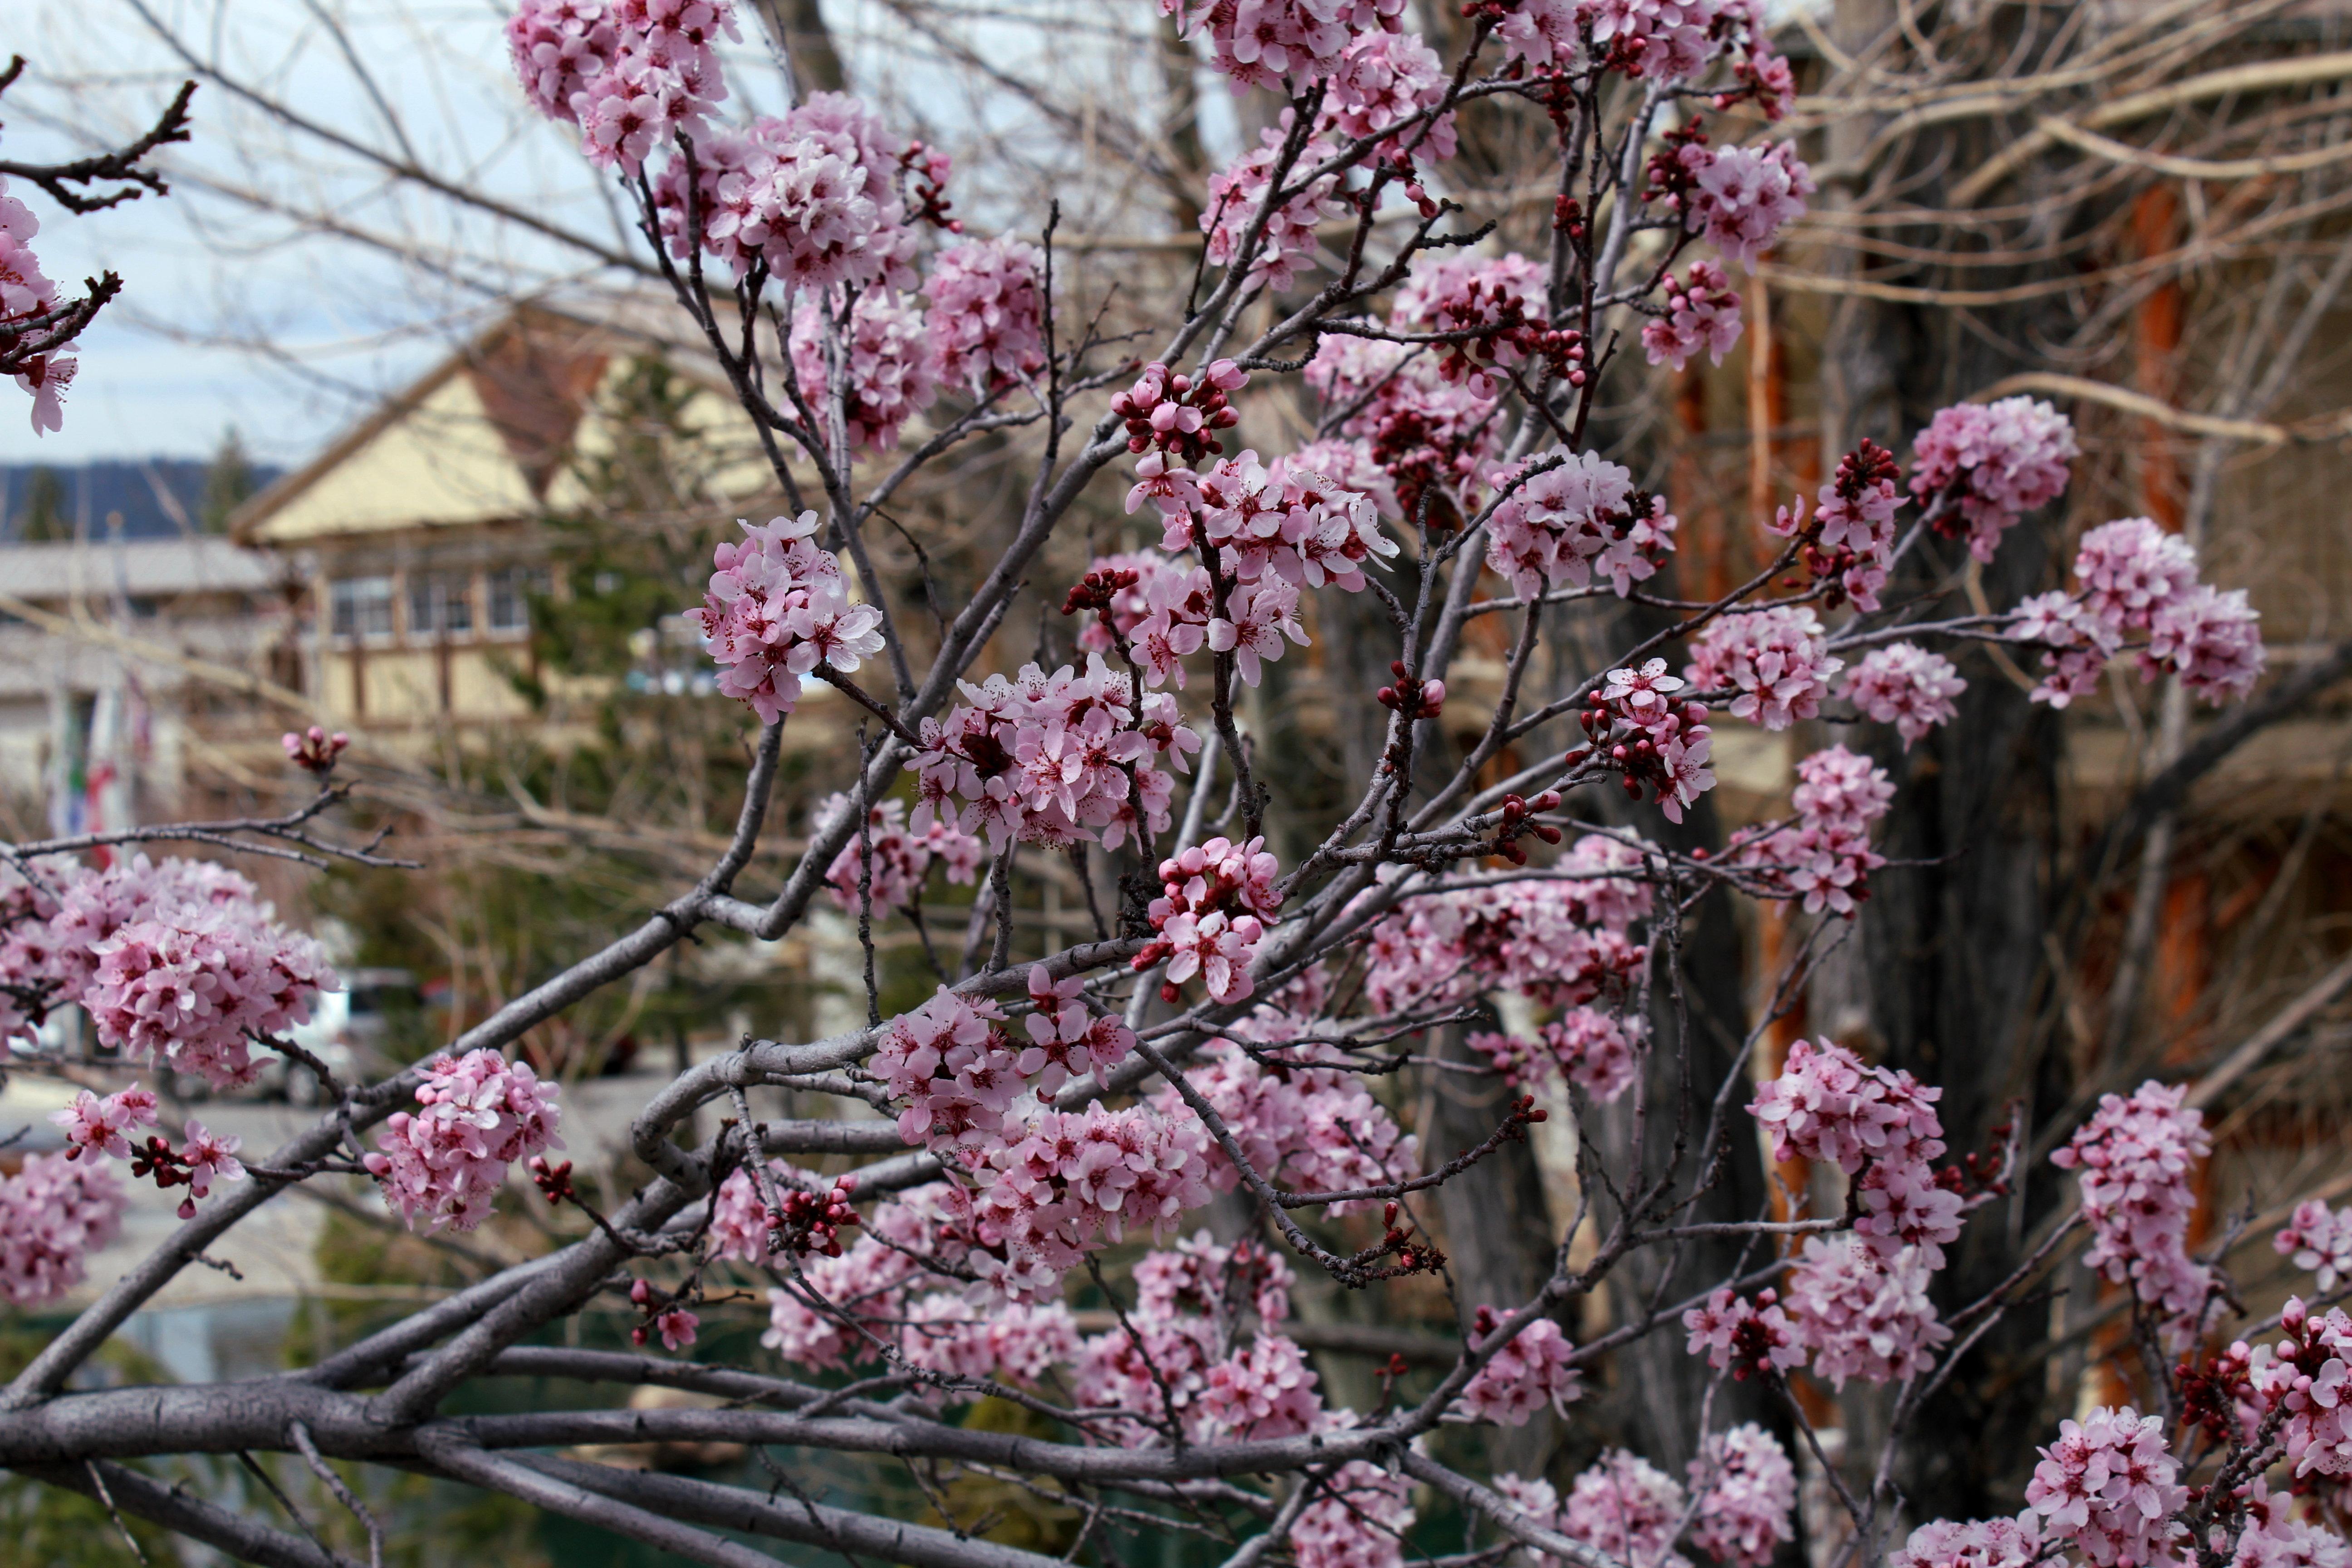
[0,459,285,543]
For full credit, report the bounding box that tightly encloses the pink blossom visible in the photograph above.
[1197,1332,1323,1438]
[872,986,1016,1151]
[1749,1036,1943,1176]
[1361,842,1651,1014]
[2076,516,2197,632]
[1459,1310,1583,1425]
[0,178,73,433]
[822,794,982,916]
[1890,1515,2043,1568]
[1161,1041,1418,1210]
[1202,118,1346,292]
[173,1121,245,1219]
[1682,1287,1804,1381]
[2009,588,2121,709]
[2024,1406,2185,1567]
[1783,1235,1951,1387]
[85,902,339,1090]
[2275,1297,2352,1478]
[923,236,1047,393]
[1729,746,1894,916]
[1687,1424,1795,1568]
[1394,253,1548,390]
[1322,30,1456,161]
[1909,397,2077,562]
[1643,260,1743,372]
[2051,1080,2213,1324]
[2276,1200,2352,1293]
[789,288,938,452]
[365,1049,564,1233]
[0,1151,125,1307]
[759,1233,921,1368]
[505,0,617,124]
[1563,1450,1691,1568]
[1678,142,1812,271]
[968,1104,1212,1288]
[50,1083,160,1161]
[900,1292,1080,1384]
[1485,449,1672,602]
[1292,1448,1415,1568]
[2148,583,2264,703]
[1843,643,1965,748]
[691,511,885,724]
[1685,607,1842,731]
[1161,0,1407,91]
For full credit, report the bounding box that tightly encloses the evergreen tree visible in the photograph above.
[199,426,258,534]
[13,467,68,543]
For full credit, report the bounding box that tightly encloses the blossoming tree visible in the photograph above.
[1,5,2346,1567]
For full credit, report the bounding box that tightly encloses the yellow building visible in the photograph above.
[231,303,779,738]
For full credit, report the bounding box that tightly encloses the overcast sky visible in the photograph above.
[2,0,1147,470]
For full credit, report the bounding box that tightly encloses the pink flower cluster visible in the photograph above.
[788,288,936,452]
[1685,607,1842,731]
[1731,746,1896,916]
[1769,440,1903,610]
[759,1225,922,1368]
[908,655,1200,852]
[1467,1009,1641,1103]
[2214,1479,2350,1568]
[2023,1406,2185,1567]
[1749,1034,1959,1263]
[365,1049,564,1233]
[1842,643,1965,748]
[1202,118,1345,292]
[963,1103,1211,1292]
[1323,30,1457,161]
[1305,332,1500,522]
[1459,1307,1582,1425]
[1677,142,1813,271]
[0,1151,125,1307]
[3,856,333,1075]
[899,1291,1081,1384]
[1909,397,2077,562]
[1497,0,1770,87]
[1116,359,1248,466]
[821,794,983,916]
[2051,1080,2212,1323]
[1781,1235,1952,1387]
[1182,450,1398,599]
[1558,1450,1691,1568]
[1160,1038,1418,1206]
[648,94,923,291]
[86,902,339,1089]
[1393,253,1548,390]
[1134,835,1284,1004]
[1294,1453,1415,1568]
[1161,0,1407,91]
[1682,1287,1803,1382]
[1688,1424,1797,1568]
[1642,260,1743,372]
[922,236,1046,393]
[2,179,75,433]
[2029,518,2262,704]
[1890,1515,2042,1568]
[691,512,884,724]
[506,0,735,173]
[2276,1200,2352,1293]
[874,970,1136,1153]
[2274,1296,2352,1479]
[1486,449,1678,601]
[1362,837,1652,1014]
[1070,1235,1325,1442]
[1586,659,1715,823]
[51,1083,160,1161]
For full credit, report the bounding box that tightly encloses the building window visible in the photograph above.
[486,566,549,635]
[330,576,395,642]
[407,573,475,640]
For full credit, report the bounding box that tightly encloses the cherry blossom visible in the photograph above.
[2051,1080,2213,1323]
[0,1151,125,1308]
[1486,449,1676,601]
[1782,1235,1951,1387]
[1162,0,1407,91]
[899,1292,1081,1384]
[1161,1039,1418,1207]
[1202,117,1346,292]
[1843,643,1966,748]
[2149,583,2265,703]
[1769,440,1903,610]
[1471,1009,1642,1102]
[1292,1450,1415,1568]
[923,236,1047,392]
[1889,1515,2043,1568]
[2024,1405,2185,1567]
[0,177,75,428]
[51,1083,160,1161]
[1685,606,1842,731]
[84,899,338,1089]
[1458,1308,1582,1425]
[1642,260,1742,372]
[365,1049,564,1233]
[172,1122,246,1219]
[507,0,736,173]
[821,794,983,915]
[691,511,885,724]
[1677,141,1812,270]
[1909,397,2077,562]
[1362,839,1652,1014]
[1730,746,1895,916]
[2010,589,2121,710]
[1134,835,1284,1004]
[2274,1296,2352,1479]
[1563,1450,1692,1568]
[2276,1200,2352,1293]
[788,288,937,452]
[1322,29,1457,161]
[1687,1424,1795,1568]
[2077,517,2198,632]
[1683,1288,1804,1382]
